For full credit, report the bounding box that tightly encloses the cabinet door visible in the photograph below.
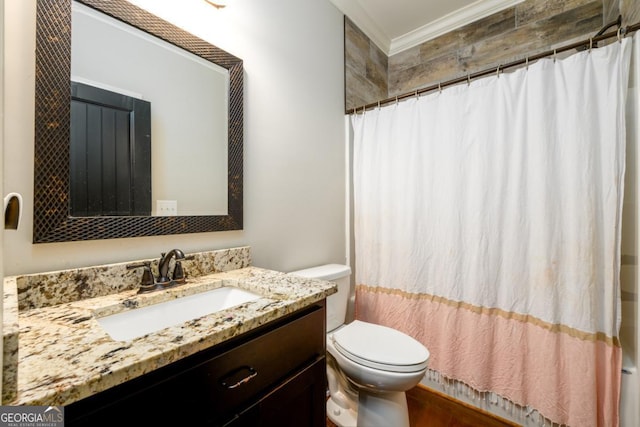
[227,357,327,427]
[258,357,326,427]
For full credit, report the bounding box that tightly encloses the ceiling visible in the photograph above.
[329,0,524,56]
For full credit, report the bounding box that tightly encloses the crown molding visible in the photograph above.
[331,0,524,57]
[329,0,390,53]
[389,0,524,56]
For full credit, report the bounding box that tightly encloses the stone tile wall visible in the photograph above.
[345,0,640,112]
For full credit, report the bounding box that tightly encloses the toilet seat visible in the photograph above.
[331,320,429,373]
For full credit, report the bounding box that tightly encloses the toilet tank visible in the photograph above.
[289,264,351,332]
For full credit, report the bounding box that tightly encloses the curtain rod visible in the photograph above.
[347,21,640,115]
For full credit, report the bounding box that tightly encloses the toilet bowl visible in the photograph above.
[289,264,429,427]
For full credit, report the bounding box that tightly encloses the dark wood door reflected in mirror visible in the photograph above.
[70,81,152,217]
[34,0,243,243]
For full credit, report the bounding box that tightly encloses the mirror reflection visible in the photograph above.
[33,0,243,243]
[71,2,228,216]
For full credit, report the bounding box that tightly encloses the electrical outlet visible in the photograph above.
[156,200,177,216]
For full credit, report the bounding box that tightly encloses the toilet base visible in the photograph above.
[327,397,357,427]
[358,390,410,427]
[327,390,410,427]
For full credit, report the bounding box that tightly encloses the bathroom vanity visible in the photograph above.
[67,303,326,426]
[2,247,335,426]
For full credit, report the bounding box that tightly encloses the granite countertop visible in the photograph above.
[3,264,336,407]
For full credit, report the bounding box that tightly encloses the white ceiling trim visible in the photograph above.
[329,0,392,54]
[388,0,525,56]
[330,0,525,57]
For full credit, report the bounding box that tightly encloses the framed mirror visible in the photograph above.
[34,0,243,243]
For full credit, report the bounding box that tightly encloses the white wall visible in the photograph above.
[3,0,346,276]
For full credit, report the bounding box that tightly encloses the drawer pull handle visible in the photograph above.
[221,366,258,389]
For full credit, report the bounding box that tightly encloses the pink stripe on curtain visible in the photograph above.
[355,286,621,427]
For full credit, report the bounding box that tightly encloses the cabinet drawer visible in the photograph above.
[186,303,326,419]
[227,357,327,427]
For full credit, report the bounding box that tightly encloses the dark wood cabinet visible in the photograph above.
[65,302,327,427]
[225,358,326,427]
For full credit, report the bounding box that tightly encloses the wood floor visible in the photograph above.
[327,385,520,427]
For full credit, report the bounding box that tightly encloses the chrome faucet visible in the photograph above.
[157,248,186,285]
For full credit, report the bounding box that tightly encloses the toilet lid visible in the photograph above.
[331,320,430,373]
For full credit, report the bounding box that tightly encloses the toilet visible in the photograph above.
[289,264,429,427]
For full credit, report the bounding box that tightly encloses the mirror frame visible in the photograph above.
[34,0,243,243]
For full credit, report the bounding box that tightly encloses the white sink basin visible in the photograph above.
[97,287,262,341]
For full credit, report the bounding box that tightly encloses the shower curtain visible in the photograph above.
[352,36,633,427]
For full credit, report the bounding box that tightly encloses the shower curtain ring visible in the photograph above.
[617,26,624,42]
[377,101,381,110]
[553,49,557,63]
[589,37,593,52]
[438,83,442,94]
[496,65,501,77]
[525,56,529,70]
[467,74,471,86]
